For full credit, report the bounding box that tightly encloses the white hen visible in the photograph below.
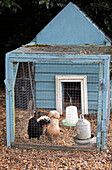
[46,118,60,141]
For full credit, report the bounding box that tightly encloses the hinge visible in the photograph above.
[99,79,107,91]
[97,120,106,132]
[4,79,11,92]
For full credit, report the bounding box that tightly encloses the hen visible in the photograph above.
[28,112,50,141]
[46,118,60,142]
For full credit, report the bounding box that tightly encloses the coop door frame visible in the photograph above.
[56,75,88,115]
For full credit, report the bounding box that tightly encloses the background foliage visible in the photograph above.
[0,0,112,88]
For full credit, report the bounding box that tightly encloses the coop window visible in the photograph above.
[62,82,81,110]
[56,75,88,115]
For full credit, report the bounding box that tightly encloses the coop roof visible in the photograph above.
[10,44,112,55]
[33,2,111,46]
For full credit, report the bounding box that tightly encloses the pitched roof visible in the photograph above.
[34,2,111,45]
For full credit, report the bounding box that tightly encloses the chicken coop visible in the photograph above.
[5,2,111,152]
[5,45,111,151]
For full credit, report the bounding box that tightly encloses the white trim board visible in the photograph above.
[55,75,88,115]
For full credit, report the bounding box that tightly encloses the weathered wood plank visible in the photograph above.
[11,143,99,152]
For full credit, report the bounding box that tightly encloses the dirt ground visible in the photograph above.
[0,90,112,169]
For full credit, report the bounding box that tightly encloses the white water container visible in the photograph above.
[76,114,91,139]
[66,105,78,124]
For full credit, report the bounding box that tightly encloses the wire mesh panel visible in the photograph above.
[4,45,110,151]
[15,62,34,110]
[12,60,101,151]
[14,62,36,143]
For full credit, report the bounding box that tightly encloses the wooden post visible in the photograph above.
[5,54,11,147]
[101,57,110,151]
[97,61,103,149]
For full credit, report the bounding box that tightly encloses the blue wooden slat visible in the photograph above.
[36,100,56,109]
[88,101,98,110]
[36,82,98,91]
[36,91,98,101]
[36,91,56,100]
[87,83,99,92]
[35,64,99,74]
[36,99,97,110]
[88,110,97,113]
[88,92,98,101]
[35,73,99,83]
[36,82,55,91]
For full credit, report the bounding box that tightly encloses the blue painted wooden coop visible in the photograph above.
[5,2,111,151]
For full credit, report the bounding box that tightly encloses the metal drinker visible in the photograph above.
[76,114,91,139]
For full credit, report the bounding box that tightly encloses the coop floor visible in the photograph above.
[14,109,97,150]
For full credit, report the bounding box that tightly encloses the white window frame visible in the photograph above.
[55,75,88,115]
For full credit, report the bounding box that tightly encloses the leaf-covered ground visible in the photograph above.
[0,90,112,169]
